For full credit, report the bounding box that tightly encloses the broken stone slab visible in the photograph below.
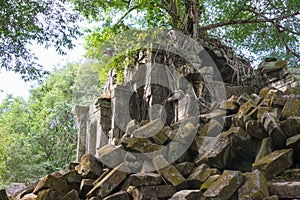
[237,101,256,119]
[255,137,272,162]
[167,141,191,164]
[125,119,139,136]
[195,136,232,169]
[75,153,103,179]
[280,98,300,120]
[36,189,62,200]
[203,170,245,200]
[151,126,170,145]
[61,189,80,200]
[96,144,125,169]
[20,193,37,200]
[252,149,293,180]
[153,155,187,189]
[219,98,239,113]
[281,116,300,137]
[286,134,300,161]
[131,185,177,200]
[0,189,9,200]
[121,172,162,190]
[245,120,268,139]
[190,136,217,159]
[200,174,220,192]
[172,121,197,143]
[122,137,163,153]
[102,190,130,200]
[87,164,129,198]
[175,162,195,177]
[221,126,257,160]
[60,170,82,185]
[187,163,219,189]
[268,181,300,199]
[132,118,164,138]
[33,175,68,195]
[238,169,269,200]
[170,190,205,200]
[262,112,286,150]
[197,119,223,137]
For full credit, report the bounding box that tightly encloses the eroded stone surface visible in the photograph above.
[252,149,293,180]
[203,170,245,200]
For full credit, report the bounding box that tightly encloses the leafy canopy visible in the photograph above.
[71,0,300,66]
[0,0,82,80]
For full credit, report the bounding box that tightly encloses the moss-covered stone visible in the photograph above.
[87,164,129,198]
[33,175,68,195]
[200,174,220,192]
[238,170,269,200]
[280,98,300,120]
[203,170,245,200]
[286,134,300,161]
[187,164,219,189]
[252,149,293,180]
[170,190,205,200]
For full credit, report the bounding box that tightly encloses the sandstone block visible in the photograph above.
[203,170,245,200]
[238,170,269,200]
[252,149,293,180]
[87,164,129,198]
[170,190,205,200]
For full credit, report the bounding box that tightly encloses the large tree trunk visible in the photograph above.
[182,0,199,39]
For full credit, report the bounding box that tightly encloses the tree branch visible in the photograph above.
[116,5,140,25]
[199,10,300,32]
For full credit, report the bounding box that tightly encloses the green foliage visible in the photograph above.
[0,62,101,188]
[0,0,82,80]
[71,0,300,66]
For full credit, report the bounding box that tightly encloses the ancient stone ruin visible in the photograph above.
[5,32,300,200]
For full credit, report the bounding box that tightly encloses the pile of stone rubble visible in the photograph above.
[3,42,300,200]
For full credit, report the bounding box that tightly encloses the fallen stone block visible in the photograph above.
[203,170,245,200]
[252,149,293,180]
[196,136,232,169]
[132,118,164,138]
[286,134,300,161]
[200,174,220,192]
[268,181,300,199]
[102,190,130,200]
[20,193,37,200]
[121,172,162,189]
[187,164,219,189]
[87,164,129,198]
[75,154,103,179]
[36,189,62,200]
[175,162,195,177]
[238,169,269,200]
[153,155,187,189]
[255,137,272,162]
[280,98,300,120]
[61,189,80,200]
[122,137,162,153]
[197,119,223,137]
[281,116,300,137]
[190,136,217,158]
[245,119,267,139]
[131,185,177,200]
[170,190,205,200]
[96,144,125,169]
[151,126,170,145]
[33,175,68,195]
